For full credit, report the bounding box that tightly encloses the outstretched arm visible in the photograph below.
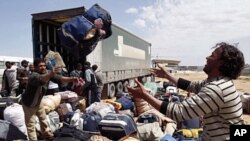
[151,63,178,85]
[127,79,164,111]
[151,63,192,90]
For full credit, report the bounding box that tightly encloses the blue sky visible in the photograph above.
[0,0,250,66]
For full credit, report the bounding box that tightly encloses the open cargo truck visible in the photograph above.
[31,6,152,98]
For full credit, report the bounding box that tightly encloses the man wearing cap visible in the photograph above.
[16,60,29,95]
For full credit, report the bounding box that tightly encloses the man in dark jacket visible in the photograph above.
[1,61,11,96]
[16,60,29,95]
[22,58,79,140]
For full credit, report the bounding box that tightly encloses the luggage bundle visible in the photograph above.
[58,3,112,58]
[59,107,139,140]
[0,97,15,120]
[98,113,138,140]
[44,50,66,70]
[0,120,28,141]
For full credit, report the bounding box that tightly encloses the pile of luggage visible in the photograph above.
[0,83,204,141]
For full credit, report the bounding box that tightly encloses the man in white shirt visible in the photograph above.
[5,62,19,97]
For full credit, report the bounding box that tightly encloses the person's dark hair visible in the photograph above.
[84,61,91,68]
[5,61,11,66]
[92,64,98,71]
[33,58,45,67]
[21,60,29,66]
[217,42,245,79]
[76,62,83,68]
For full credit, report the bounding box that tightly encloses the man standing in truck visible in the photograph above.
[83,61,99,106]
[22,58,79,140]
[92,64,103,102]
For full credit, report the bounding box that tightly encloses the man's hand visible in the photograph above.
[127,79,149,99]
[72,77,80,84]
[51,66,61,75]
[151,63,167,78]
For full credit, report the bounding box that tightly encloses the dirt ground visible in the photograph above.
[156,71,250,124]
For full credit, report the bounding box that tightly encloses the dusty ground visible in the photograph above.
[156,71,250,124]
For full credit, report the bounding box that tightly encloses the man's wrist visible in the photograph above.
[72,77,77,81]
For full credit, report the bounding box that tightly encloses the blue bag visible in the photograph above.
[81,111,102,132]
[57,15,95,58]
[58,4,112,58]
[116,97,134,110]
[46,59,56,70]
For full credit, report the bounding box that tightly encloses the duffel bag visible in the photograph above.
[53,123,91,141]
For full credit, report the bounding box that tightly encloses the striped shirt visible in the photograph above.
[163,76,244,141]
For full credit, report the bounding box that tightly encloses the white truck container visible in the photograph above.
[31,6,152,97]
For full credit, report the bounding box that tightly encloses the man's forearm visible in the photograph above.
[61,76,77,83]
[164,71,178,86]
[143,92,163,111]
[40,71,54,82]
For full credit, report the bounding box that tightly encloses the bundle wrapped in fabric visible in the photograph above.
[41,95,61,113]
[4,103,28,137]
[85,102,116,118]
[103,99,122,110]
[44,50,66,70]
[58,3,112,58]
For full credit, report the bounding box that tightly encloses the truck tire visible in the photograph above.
[123,81,129,92]
[116,82,123,93]
[129,79,135,87]
[108,83,116,98]
[142,77,147,83]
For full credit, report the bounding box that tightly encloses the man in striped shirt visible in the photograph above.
[128,42,245,141]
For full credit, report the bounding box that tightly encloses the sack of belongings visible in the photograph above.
[44,50,66,70]
[3,103,28,137]
[0,119,28,140]
[58,3,112,58]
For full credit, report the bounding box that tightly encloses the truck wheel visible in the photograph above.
[116,82,123,93]
[108,83,116,98]
[142,77,147,83]
[129,79,135,87]
[123,81,129,92]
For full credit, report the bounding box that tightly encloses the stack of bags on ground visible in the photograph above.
[0,88,181,141]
